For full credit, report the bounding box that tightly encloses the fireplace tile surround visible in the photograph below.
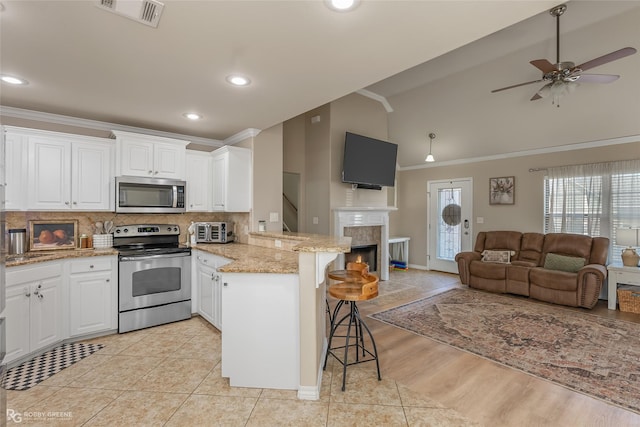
[333,207,395,281]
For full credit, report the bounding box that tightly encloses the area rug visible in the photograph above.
[370,288,640,413]
[2,343,103,391]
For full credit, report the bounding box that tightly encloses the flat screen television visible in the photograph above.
[342,132,398,190]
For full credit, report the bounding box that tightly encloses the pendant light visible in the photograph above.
[425,133,436,162]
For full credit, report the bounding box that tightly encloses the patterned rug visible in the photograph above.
[370,288,640,413]
[2,343,103,391]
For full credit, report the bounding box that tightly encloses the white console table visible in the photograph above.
[607,264,640,310]
[389,237,410,265]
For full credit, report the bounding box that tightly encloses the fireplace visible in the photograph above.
[333,207,394,281]
[345,244,377,272]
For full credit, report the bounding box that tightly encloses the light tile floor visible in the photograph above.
[6,271,478,426]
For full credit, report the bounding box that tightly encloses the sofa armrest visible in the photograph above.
[455,251,481,285]
[576,264,608,308]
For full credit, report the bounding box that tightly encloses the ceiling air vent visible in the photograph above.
[96,0,164,28]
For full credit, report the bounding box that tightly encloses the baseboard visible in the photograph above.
[408,264,428,270]
[297,337,328,401]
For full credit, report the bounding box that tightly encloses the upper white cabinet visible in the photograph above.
[3,130,28,210]
[3,126,114,211]
[186,150,212,212]
[113,130,189,180]
[27,136,114,211]
[211,146,251,212]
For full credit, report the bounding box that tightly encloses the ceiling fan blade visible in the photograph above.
[576,47,637,71]
[491,79,543,93]
[530,83,550,101]
[530,59,555,73]
[577,73,620,84]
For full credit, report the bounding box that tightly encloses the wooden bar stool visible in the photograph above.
[324,262,382,391]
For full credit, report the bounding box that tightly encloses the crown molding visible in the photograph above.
[399,134,640,171]
[0,105,224,147]
[224,128,262,145]
[356,89,394,113]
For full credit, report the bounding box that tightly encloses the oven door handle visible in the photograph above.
[120,252,191,262]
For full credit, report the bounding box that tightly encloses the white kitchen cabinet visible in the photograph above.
[221,272,299,389]
[211,146,251,212]
[3,130,28,210]
[21,127,114,211]
[193,250,230,330]
[113,130,189,180]
[68,257,117,337]
[5,261,64,365]
[186,150,212,211]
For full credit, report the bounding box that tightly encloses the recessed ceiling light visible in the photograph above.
[325,0,360,12]
[1,75,28,85]
[183,112,202,120]
[226,75,251,87]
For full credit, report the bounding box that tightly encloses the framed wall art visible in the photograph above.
[489,176,515,205]
[29,220,79,251]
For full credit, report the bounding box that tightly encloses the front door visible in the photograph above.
[428,178,473,273]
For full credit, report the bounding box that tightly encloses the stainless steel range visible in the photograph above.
[114,224,191,333]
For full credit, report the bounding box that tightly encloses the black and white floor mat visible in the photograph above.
[2,342,103,391]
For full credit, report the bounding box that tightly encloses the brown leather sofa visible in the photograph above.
[455,231,609,309]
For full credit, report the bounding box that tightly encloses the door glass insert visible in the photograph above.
[437,187,462,260]
[132,267,181,296]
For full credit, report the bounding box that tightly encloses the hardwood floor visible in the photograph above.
[357,269,640,427]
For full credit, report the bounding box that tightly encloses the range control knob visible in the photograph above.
[123,228,128,233]
[173,227,178,232]
[167,227,172,231]
[116,229,121,234]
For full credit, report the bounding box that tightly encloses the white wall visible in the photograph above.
[391,140,640,268]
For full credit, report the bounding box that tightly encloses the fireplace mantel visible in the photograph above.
[333,207,396,280]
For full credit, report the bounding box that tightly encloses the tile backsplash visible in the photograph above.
[6,211,251,248]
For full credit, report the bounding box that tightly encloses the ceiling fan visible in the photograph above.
[491,4,637,106]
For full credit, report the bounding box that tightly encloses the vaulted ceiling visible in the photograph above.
[1,1,638,167]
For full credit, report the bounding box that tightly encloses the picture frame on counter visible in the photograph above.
[29,220,79,251]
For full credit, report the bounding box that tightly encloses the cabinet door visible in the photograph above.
[4,284,31,364]
[211,153,227,211]
[69,271,114,336]
[72,141,113,210]
[30,275,63,352]
[186,152,211,211]
[119,138,155,177]
[154,142,185,179]
[4,132,28,210]
[212,273,223,330]
[197,264,216,325]
[225,147,252,212]
[27,137,71,210]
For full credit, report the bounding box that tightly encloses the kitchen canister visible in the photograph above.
[92,234,113,249]
[8,228,27,255]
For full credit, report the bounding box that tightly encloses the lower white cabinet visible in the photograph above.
[68,257,117,337]
[5,262,63,364]
[221,272,300,389]
[193,250,230,330]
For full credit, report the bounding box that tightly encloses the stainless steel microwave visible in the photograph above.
[116,176,186,213]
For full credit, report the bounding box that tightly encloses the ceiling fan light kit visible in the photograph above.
[491,4,637,107]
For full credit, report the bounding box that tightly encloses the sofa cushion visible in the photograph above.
[530,268,578,292]
[481,250,514,263]
[470,261,507,280]
[543,253,586,273]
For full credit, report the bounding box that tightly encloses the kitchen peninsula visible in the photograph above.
[195,231,351,400]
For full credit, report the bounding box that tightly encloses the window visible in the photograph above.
[544,160,640,260]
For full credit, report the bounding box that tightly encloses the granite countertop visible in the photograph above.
[193,243,299,274]
[248,231,351,253]
[6,248,119,267]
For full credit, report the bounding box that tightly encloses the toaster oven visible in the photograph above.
[195,222,234,244]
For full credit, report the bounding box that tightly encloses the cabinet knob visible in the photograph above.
[65,201,70,205]
[148,170,153,174]
[38,293,44,300]
[25,292,31,297]
[90,265,94,269]
[73,201,77,205]
[37,283,42,289]
[223,282,228,287]
[154,171,159,175]
[106,279,110,282]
